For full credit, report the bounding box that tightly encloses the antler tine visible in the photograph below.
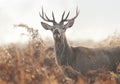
[39,8,57,23]
[45,14,50,21]
[60,11,70,23]
[65,11,70,20]
[39,12,45,21]
[61,11,65,21]
[60,8,79,23]
[39,8,44,20]
[42,7,44,16]
[70,7,79,20]
[52,12,55,22]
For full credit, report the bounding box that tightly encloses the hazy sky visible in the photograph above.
[0,0,120,45]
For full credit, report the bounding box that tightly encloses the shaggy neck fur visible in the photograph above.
[54,34,73,66]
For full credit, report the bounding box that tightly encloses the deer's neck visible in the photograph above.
[54,35,73,66]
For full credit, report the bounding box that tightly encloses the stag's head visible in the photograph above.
[39,8,79,40]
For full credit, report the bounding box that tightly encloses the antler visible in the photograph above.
[60,8,79,24]
[39,8,57,24]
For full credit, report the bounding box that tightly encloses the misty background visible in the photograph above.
[0,0,120,45]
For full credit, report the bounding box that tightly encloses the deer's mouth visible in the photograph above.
[53,34,61,39]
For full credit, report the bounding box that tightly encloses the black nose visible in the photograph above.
[54,29,60,35]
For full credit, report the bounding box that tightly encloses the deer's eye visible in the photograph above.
[51,28,53,31]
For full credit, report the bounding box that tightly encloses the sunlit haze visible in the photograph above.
[0,0,120,45]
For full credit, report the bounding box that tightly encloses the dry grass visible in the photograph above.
[0,24,120,84]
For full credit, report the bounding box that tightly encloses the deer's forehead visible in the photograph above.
[54,24,64,28]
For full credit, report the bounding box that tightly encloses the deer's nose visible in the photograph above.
[54,29,60,35]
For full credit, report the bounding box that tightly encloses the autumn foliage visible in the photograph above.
[0,24,120,84]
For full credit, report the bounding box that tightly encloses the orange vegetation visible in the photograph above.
[0,24,120,84]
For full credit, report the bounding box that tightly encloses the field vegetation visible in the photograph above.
[0,24,120,84]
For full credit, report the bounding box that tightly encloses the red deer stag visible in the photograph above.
[39,8,120,75]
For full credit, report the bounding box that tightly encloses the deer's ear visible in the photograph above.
[64,20,74,28]
[41,22,53,30]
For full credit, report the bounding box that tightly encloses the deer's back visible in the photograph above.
[71,46,120,75]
